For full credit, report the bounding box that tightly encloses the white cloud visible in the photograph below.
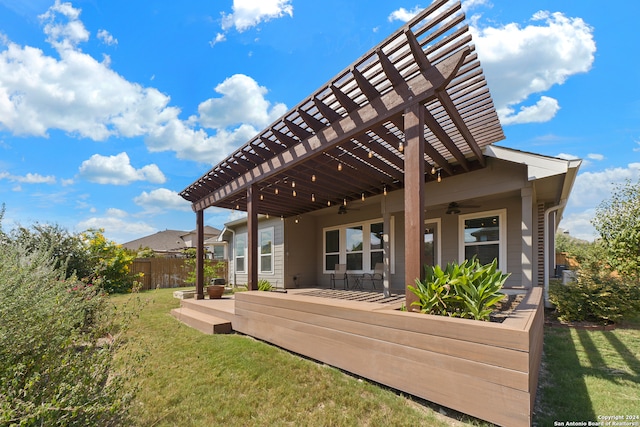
[77,211,156,243]
[198,74,286,130]
[472,11,595,125]
[78,152,166,185]
[221,0,293,33]
[387,6,422,23]
[0,171,56,184]
[133,188,192,213]
[0,3,287,165]
[587,153,604,161]
[97,29,117,46]
[499,96,559,126]
[556,153,580,161]
[209,33,226,47]
[560,163,640,240]
[558,209,598,242]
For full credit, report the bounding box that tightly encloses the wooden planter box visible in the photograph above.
[234,287,543,427]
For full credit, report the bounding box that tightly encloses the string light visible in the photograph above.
[361,193,365,202]
[274,188,279,195]
[337,162,343,171]
[431,165,436,175]
[266,213,270,219]
[293,190,297,197]
[383,185,387,196]
[368,149,373,159]
[311,174,316,182]
[398,141,404,152]
[343,198,347,206]
[260,194,264,201]
[280,215,284,221]
[295,217,300,224]
[311,193,316,202]
[327,200,331,207]
[291,180,296,188]
[437,170,442,183]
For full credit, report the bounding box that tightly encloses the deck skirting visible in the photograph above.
[233,287,543,427]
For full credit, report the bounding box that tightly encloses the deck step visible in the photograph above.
[180,298,235,322]
[171,307,232,334]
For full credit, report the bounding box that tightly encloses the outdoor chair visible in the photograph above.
[363,262,384,289]
[330,264,348,289]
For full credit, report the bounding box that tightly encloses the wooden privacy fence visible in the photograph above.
[131,258,228,291]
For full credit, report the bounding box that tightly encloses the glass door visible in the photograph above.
[424,221,439,267]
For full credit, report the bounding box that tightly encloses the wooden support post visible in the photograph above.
[195,209,205,299]
[404,103,425,310]
[247,184,259,291]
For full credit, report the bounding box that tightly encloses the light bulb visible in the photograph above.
[311,174,316,182]
[311,193,316,202]
[338,162,343,171]
[431,166,436,175]
[383,185,387,196]
[398,142,404,152]
[275,188,279,195]
[361,193,365,201]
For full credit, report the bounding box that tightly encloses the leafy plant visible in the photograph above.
[0,236,141,425]
[592,178,640,281]
[257,279,273,291]
[549,265,640,325]
[408,258,509,321]
[183,248,227,285]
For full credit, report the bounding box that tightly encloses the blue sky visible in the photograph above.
[0,0,638,243]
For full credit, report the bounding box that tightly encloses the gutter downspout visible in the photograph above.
[544,199,567,308]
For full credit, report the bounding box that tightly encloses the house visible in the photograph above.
[176,2,580,425]
[219,145,579,304]
[122,226,226,259]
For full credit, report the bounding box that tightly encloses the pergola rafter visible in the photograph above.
[180,0,505,295]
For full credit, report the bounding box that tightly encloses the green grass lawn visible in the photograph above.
[113,288,640,427]
[535,323,640,426]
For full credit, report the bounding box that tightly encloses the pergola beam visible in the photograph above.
[192,47,469,212]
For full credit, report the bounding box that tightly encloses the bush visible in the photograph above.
[549,269,640,325]
[257,279,272,291]
[0,241,139,425]
[408,258,509,321]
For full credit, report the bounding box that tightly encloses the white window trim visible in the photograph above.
[425,218,441,267]
[323,217,395,274]
[235,232,247,274]
[259,227,275,275]
[458,209,507,270]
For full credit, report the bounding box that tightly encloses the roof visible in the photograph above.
[122,229,189,253]
[122,226,221,252]
[180,0,504,218]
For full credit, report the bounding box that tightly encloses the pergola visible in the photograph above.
[180,0,505,301]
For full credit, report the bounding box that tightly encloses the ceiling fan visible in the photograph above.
[446,201,479,215]
[337,204,360,215]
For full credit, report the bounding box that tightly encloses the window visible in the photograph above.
[324,219,392,273]
[459,209,506,269]
[212,245,225,260]
[346,225,363,270]
[370,222,384,268]
[424,219,440,267]
[325,229,340,271]
[259,228,274,273]
[235,233,246,273]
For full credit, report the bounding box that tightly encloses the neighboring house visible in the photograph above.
[122,226,226,259]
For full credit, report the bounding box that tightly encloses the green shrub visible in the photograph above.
[408,258,509,321]
[549,269,640,325]
[0,241,140,425]
[257,279,273,291]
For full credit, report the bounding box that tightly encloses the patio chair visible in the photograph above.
[330,264,348,289]
[363,262,384,289]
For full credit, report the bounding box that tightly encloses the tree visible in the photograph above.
[83,229,140,293]
[592,179,640,280]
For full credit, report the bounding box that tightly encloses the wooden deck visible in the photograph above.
[173,287,543,427]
